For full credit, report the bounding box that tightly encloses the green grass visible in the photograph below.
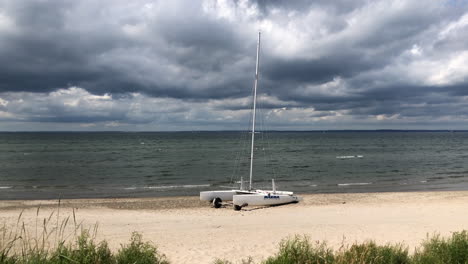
[213,256,254,264]
[412,231,468,264]
[0,230,168,264]
[115,232,169,264]
[262,236,408,264]
[248,232,468,264]
[334,242,410,264]
[50,230,114,264]
[0,205,168,264]
[264,236,333,264]
[0,229,168,264]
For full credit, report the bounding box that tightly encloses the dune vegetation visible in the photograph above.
[216,232,468,264]
[0,206,168,264]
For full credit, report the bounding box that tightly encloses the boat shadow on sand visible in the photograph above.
[219,201,299,211]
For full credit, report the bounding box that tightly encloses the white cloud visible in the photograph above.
[0,111,14,119]
[0,97,8,107]
[79,123,96,127]
[410,44,422,56]
[202,0,259,22]
[296,77,349,97]
[400,51,468,86]
[428,51,468,85]
[438,12,468,40]
[0,12,15,33]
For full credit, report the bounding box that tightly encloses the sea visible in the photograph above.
[1,131,468,200]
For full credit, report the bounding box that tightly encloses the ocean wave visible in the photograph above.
[218,185,237,188]
[337,182,372,186]
[146,184,210,189]
[0,186,12,189]
[124,184,210,190]
[336,155,364,159]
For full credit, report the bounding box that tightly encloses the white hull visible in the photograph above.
[233,192,301,207]
[200,190,256,202]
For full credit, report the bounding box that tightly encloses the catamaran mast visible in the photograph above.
[249,31,260,191]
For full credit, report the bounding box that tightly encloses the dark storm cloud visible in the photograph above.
[252,0,367,16]
[0,0,130,93]
[0,0,262,101]
[1,0,468,129]
[263,53,378,84]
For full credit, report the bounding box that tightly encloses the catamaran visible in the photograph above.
[200,32,301,210]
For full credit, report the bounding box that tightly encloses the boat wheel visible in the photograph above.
[212,197,222,208]
[233,204,242,211]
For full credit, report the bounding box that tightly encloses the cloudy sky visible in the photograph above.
[0,0,468,131]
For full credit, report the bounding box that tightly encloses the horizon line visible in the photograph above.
[0,129,466,133]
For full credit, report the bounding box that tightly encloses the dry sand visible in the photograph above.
[1,191,468,263]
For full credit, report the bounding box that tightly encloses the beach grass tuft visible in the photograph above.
[115,232,169,264]
[262,236,409,264]
[261,232,468,264]
[412,230,468,264]
[0,226,167,264]
[213,256,254,264]
[50,230,113,264]
[335,241,410,264]
[0,206,168,264]
[264,235,333,264]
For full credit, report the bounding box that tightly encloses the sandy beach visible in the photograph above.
[1,191,468,263]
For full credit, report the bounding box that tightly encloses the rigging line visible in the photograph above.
[229,133,240,184]
[229,131,245,184]
[256,98,266,185]
[255,94,279,188]
[229,84,257,186]
[229,119,246,185]
[229,119,251,185]
[264,122,279,180]
[258,99,270,185]
[258,100,279,182]
[238,124,251,183]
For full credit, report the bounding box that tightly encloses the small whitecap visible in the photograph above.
[338,182,372,186]
[143,184,210,190]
